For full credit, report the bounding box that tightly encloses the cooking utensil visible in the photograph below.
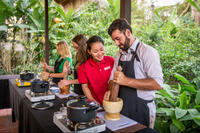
[31,79,49,93]
[20,70,34,81]
[31,100,54,110]
[66,97,99,123]
[109,66,122,102]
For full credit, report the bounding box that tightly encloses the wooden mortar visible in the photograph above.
[103,66,123,121]
[103,98,123,121]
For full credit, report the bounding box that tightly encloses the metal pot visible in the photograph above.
[20,70,34,81]
[66,98,99,123]
[31,79,49,93]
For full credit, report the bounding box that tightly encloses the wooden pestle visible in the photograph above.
[109,66,122,102]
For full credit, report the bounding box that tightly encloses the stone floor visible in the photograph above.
[0,108,18,133]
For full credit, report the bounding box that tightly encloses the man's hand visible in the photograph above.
[58,79,71,88]
[103,91,110,101]
[113,71,128,86]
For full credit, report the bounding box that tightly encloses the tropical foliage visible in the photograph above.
[155,74,200,133]
[0,0,200,132]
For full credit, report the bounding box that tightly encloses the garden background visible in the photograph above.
[0,0,200,132]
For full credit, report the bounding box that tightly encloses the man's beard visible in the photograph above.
[120,36,130,51]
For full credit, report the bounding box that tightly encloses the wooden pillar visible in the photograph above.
[120,0,131,24]
[44,0,49,64]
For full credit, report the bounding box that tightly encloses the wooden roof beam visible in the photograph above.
[120,0,131,24]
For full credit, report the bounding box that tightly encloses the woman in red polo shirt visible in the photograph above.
[78,36,114,104]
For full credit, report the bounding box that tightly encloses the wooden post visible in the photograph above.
[45,0,49,64]
[120,0,131,24]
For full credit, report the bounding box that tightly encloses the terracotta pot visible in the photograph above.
[103,98,123,121]
[60,85,70,95]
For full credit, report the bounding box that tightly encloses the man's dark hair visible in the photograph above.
[108,18,132,36]
[86,35,104,60]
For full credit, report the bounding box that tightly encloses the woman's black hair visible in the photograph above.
[86,35,104,60]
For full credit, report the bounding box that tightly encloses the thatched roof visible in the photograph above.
[54,0,109,11]
[54,0,89,10]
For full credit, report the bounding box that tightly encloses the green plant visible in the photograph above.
[187,0,200,12]
[155,73,200,133]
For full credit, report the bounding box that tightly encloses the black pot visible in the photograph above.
[66,99,99,123]
[31,79,49,93]
[20,70,34,81]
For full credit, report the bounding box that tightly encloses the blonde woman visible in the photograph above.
[42,41,72,84]
[58,34,87,95]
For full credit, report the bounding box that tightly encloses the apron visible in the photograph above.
[73,62,84,95]
[52,58,63,84]
[118,42,153,127]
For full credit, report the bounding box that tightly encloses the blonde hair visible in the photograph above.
[56,41,72,58]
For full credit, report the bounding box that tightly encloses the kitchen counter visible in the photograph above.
[6,77,158,133]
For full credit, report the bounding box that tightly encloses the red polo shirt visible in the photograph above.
[78,56,114,104]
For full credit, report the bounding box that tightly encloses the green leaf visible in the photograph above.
[174,73,190,84]
[188,109,200,118]
[0,25,7,31]
[170,123,179,133]
[178,83,181,94]
[154,9,163,26]
[187,0,200,12]
[194,105,200,109]
[171,118,185,131]
[179,91,187,109]
[195,91,200,105]
[1,0,14,10]
[13,24,34,30]
[188,109,200,125]
[183,84,196,93]
[157,108,174,116]
[175,107,187,119]
[163,84,175,98]
[179,114,193,121]
[159,89,172,98]
[193,118,200,126]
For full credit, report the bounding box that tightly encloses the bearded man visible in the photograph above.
[106,18,164,128]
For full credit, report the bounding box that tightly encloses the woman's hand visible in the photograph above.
[42,60,48,71]
[42,71,49,77]
[58,79,71,88]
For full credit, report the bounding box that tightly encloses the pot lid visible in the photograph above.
[31,101,54,110]
[67,99,98,109]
